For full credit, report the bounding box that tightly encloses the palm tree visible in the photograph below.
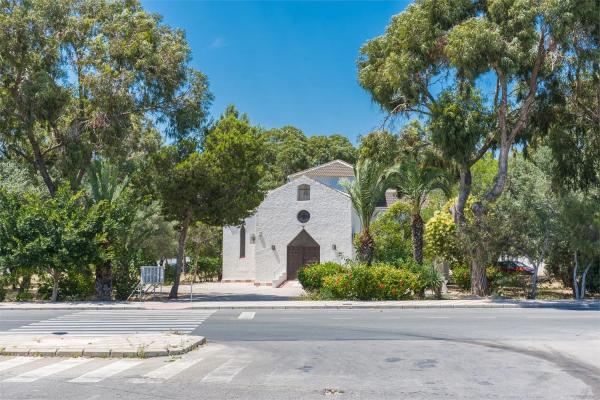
[388,160,449,264]
[342,159,392,265]
[87,159,130,300]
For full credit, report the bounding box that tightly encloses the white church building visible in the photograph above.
[222,160,397,287]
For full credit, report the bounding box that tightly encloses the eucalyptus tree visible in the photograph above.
[493,149,559,299]
[261,127,357,189]
[358,130,400,167]
[558,193,600,299]
[358,0,597,295]
[261,126,311,188]
[342,159,393,265]
[306,134,357,166]
[0,0,208,196]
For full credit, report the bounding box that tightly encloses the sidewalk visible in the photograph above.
[0,333,205,358]
[1,299,598,310]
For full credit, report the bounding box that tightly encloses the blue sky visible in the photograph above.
[141,1,411,143]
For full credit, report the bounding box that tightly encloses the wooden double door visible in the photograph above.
[286,230,320,280]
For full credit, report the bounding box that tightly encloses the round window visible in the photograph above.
[297,210,310,223]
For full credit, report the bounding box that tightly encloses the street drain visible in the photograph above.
[324,388,345,396]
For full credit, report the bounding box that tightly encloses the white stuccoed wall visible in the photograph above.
[222,214,257,281]
[222,175,358,284]
[254,176,354,285]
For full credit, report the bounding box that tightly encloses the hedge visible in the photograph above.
[298,262,346,292]
[321,263,418,300]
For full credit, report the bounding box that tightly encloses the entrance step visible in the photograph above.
[279,280,302,289]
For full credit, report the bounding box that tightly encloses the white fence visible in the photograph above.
[140,266,165,285]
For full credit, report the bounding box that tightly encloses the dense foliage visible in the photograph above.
[0,0,597,302]
[358,0,599,296]
[299,261,443,301]
[298,262,347,292]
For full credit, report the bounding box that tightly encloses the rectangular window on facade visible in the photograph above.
[240,226,246,258]
[297,184,310,201]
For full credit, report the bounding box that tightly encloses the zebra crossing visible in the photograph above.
[0,348,251,385]
[7,310,216,336]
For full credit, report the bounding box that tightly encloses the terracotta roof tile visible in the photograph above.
[288,160,354,179]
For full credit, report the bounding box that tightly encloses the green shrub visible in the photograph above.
[0,273,6,302]
[38,269,95,301]
[189,256,221,282]
[370,201,413,263]
[320,263,418,300]
[396,259,444,298]
[113,261,141,300]
[451,265,471,290]
[321,273,351,299]
[164,263,176,285]
[488,269,528,295]
[298,262,345,292]
[451,264,530,294]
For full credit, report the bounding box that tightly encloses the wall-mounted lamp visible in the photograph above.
[332,244,337,250]
[250,234,256,244]
[271,245,276,251]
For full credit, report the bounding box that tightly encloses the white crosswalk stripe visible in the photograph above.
[0,357,37,373]
[8,310,215,336]
[0,354,253,385]
[129,358,204,383]
[0,344,253,385]
[70,360,142,383]
[238,312,255,320]
[4,358,91,382]
[201,359,252,383]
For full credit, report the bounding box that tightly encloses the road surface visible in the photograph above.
[0,307,598,399]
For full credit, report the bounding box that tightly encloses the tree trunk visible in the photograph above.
[573,252,579,299]
[467,208,490,296]
[579,262,592,300]
[529,238,549,300]
[411,211,424,264]
[95,260,113,301]
[18,273,31,297]
[530,263,539,300]
[454,166,472,224]
[169,209,192,299]
[26,131,57,197]
[357,229,375,266]
[470,246,489,296]
[51,269,60,302]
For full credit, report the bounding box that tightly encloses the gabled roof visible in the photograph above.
[287,159,354,180]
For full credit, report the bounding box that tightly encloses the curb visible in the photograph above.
[1,302,597,311]
[0,306,146,311]
[186,303,600,310]
[0,336,206,359]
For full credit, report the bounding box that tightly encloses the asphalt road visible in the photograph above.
[0,308,599,399]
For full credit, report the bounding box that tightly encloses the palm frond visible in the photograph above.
[87,158,129,204]
[342,158,391,231]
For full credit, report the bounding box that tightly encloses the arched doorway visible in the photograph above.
[287,229,320,280]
